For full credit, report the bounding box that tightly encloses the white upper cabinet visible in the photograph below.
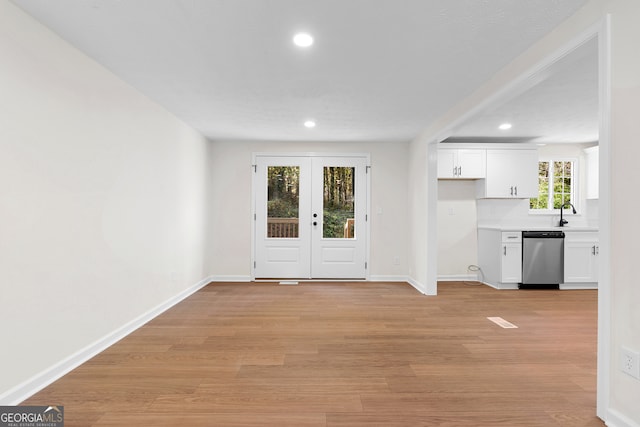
[477,149,538,198]
[584,146,599,199]
[437,149,486,179]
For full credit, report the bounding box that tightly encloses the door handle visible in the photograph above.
[313,221,318,226]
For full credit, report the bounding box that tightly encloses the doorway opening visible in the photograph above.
[427,23,610,421]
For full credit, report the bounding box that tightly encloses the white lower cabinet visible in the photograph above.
[477,229,522,289]
[502,243,522,283]
[564,232,599,283]
[479,228,599,289]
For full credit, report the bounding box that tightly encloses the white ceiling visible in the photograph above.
[446,36,599,144]
[12,0,592,143]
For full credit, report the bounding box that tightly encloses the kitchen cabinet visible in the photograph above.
[437,149,486,179]
[564,231,599,283]
[477,228,521,289]
[477,149,538,198]
[501,232,522,283]
[584,146,599,199]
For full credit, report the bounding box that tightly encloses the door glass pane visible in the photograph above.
[267,166,299,238]
[323,167,355,239]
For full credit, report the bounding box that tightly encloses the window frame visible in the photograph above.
[529,156,580,215]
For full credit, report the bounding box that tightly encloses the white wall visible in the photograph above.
[607,0,640,424]
[0,2,210,402]
[407,137,435,294]
[437,180,478,278]
[410,0,640,424]
[207,140,409,281]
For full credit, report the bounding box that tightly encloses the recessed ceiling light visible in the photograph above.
[304,120,316,128]
[293,33,314,48]
[499,123,512,130]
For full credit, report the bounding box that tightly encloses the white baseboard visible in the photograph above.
[606,409,640,427]
[480,281,501,290]
[369,275,409,282]
[208,275,252,282]
[560,283,598,290]
[0,275,215,406]
[437,274,479,282]
[407,276,428,295]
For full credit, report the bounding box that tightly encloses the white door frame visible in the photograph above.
[251,152,371,281]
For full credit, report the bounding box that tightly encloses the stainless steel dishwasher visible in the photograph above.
[521,230,565,288]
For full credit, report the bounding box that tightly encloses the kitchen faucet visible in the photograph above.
[559,201,577,227]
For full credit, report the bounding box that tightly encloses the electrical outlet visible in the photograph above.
[621,346,640,379]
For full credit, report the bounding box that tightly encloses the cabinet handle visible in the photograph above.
[503,246,507,256]
[592,245,596,255]
[458,166,462,176]
[453,166,457,177]
[514,186,518,196]
[595,245,599,255]
[510,186,514,196]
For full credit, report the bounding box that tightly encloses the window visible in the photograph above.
[530,160,575,211]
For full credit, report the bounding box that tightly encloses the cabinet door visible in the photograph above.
[585,146,599,199]
[437,149,457,178]
[511,149,538,198]
[484,149,538,198]
[485,150,515,197]
[501,242,522,283]
[458,149,486,178]
[564,241,598,283]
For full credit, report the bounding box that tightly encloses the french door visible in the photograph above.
[253,154,369,279]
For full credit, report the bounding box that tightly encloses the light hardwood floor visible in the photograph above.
[24,281,604,426]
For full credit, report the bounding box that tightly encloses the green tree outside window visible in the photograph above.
[530,160,574,210]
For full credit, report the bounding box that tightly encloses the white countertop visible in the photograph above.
[478,225,598,232]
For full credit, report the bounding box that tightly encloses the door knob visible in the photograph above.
[313,221,318,226]
[313,213,318,218]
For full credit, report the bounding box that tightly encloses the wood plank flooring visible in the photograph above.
[23,281,604,426]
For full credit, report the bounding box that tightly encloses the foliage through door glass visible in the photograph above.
[267,166,299,238]
[323,167,355,239]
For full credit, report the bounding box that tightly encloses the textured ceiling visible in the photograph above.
[446,36,598,144]
[12,0,591,143]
